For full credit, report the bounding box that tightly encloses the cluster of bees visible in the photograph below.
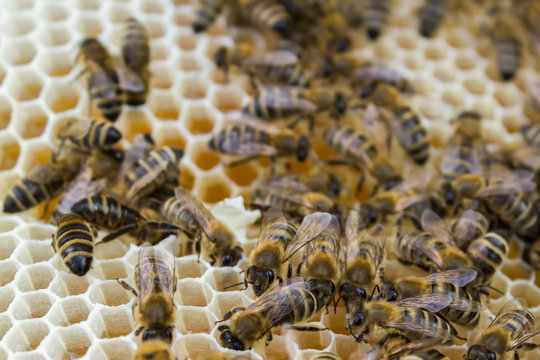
[4,0,540,359]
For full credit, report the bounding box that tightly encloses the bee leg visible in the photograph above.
[287,263,293,279]
[224,155,260,167]
[219,307,246,323]
[50,235,56,252]
[288,325,329,332]
[265,331,272,346]
[99,224,137,244]
[134,326,144,337]
[116,279,138,297]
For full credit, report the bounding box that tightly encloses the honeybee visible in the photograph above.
[395,209,471,271]
[390,269,481,327]
[338,210,385,340]
[208,121,310,167]
[310,352,342,360]
[161,187,242,266]
[118,242,177,343]
[367,333,450,360]
[118,133,155,182]
[3,157,82,213]
[467,301,540,360]
[449,171,538,238]
[238,0,291,35]
[357,293,458,344]
[363,84,429,165]
[192,0,224,33]
[243,85,347,124]
[466,231,508,285]
[251,186,335,218]
[245,207,298,296]
[217,278,326,350]
[52,213,95,276]
[121,18,150,105]
[265,172,341,198]
[135,340,176,360]
[487,7,522,81]
[283,212,340,306]
[451,204,490,250]
[323,124,402,191]
[214,44,308,86]
[524,239,540,270]
[363,0,390,40]
[440,111,485,182]
[419,0,448,37]
[54,116,122,155]
[124,146,184,203]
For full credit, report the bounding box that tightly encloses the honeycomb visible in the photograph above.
[0,0,539,359]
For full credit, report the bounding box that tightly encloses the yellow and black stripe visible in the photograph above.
[122,18,150,105]
[74,118,121,152]
[466,232,508,284]
[192,0,224,33]
[242,0,290,35]
[89,66,124,122]
[53,213,94,276]
[243,86,304,119]
[209,124,271,154]
[485,193,537,239]
[363,0,389,40]
[160,195,201,238]
[401,307,456,345]
[394,106,430,165]
[71,195,140,230]
[419,0,447,37]
[79,38,110,67]
[324,125,377,167]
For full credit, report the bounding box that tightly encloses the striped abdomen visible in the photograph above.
[434,282,480,327]
[208,125,270,154]
[280,286,321,324]
[466,232,508,284]
[401,307,456,344]
[491,309,536,338]
[324,125,377,167]
[122,18,149,71]
[494,35,521,81]
[160,197,200,237]
[442,141,480,181]
[71,118,121,152]
[79,38,109,66]
[71,195,140,229]
[251,188,313,218]
[242,0,290,35]
[363,0,389,40]
[192,0,223,32]
[394,107,429,164]
[396,232,436,270]
[89,67,123,122]
[451,209,489,250]
[419,0,447,37]
[243,87,304,119]
[356,63,412,93]
[54,214,94,276]
[485,194,537,237]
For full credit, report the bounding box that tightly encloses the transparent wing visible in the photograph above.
[405,233,446,270]
[265,174,312,193]
[380,320,455,341]
[282,212,334,262]
[116,60,146,92]
[395,293,453,313]
[55,116,90,139]
[241,51,298,67]
[137,242,176,306]
[363,103,389,155]
[387,338,447,358]
[440,141,483,176]
[125,160,170,201]
[256,86,317,111]
[474,178,536,197]
[424,269,478,287]
[421,209,454,245]
[174,187,215,239]
[447,296,483,312]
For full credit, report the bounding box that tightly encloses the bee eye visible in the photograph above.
[221,254,232,266]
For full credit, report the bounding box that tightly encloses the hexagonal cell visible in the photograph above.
[494,86,518,108]
[395,34,416,50]
[0,15,35,36]
[149,64,174,89]
[141,1,164,13]
[174,11,192,27]
[433,66,455,82]
[86,339,135,360]
[0,95,12,130]
[0,286,15,312]
[334,335,366,360]
[89,307,133,339]
[209,291,253,321]
[191,147,220,171]
[11,291,54,320]
[148,92,181,121]
[37,2,70,22]
[107,4,133,23]
[211,86,243,112]
[205,267,245,294]
[3,319,49,352]
[176,279,213,307]
[93,260,129,280]
[48,296,92,326]
[321,307,348,336]
[176,33,197,51]
[55,326,91,359]
[488,272,509,300]
[442,88,464,107]
[177,257,208,279]
[15,264,55,292]
[463,77,485,95]
[184,105,215,135]
[174,334,220,360]
[425,44,446,60]
[38,25,71,47]
[5,69,43,102]
[197,176,232,204]
[147,19,166,39]
[88,280,131,306]
[456,54,476,70]
[288,328,332,351]
[120,111,153,142]
[502,115,521,134]
[77,0,100,9]
[501,261,533,281]
[4,0,34,10]
[49,272,91,297]
[13,104,48,140]
[37,50,74,77]
[179,76,209,99]
[177,307,216,334]
[13,241,54,265]
[447,31,469,48]
[0,259,19,286]
[17,143,53,175]
[154,125,187,149]
[150,43,171,61]
[16,223,55,241]
[1,38,36,66]
[74,14,104,37]
[224,162,259,187]
[43,81,80,114]
[0,234,17,260]
[510,281,540,308]
[0,315,12,341]
[179,54,202,73]
[93,239,130,260]
[180,164,196,191]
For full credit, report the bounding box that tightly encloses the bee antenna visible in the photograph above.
[222,281,253,290]
[474,284,504,295]
[368,284,380,301]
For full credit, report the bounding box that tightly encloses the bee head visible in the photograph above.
[467,345,497,360]
[328,174,341,197]
[246,266,275,296]
[321,57,334,77]
[338,283,366,302]
[220,245,243,267]
[142,327,173,344]
[214,47,228,69]
[218,325,245,351]
[307,279,335,306]
[359,203,380,226]
[296,136,310,162]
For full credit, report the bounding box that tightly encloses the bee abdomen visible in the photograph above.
[54,214,94,276]
[419,0,447,37]
[466,232,507,282]
[243,0,290,35]
[71,196,139,229]
[495,37,521,81]
[364,0,389,40]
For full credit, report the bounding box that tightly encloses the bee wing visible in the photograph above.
[258,207,288,245]
[125,160,170,201]
[380,319,455,341]
[230,143,279,157]
[393,191,424,212]
[424,269,478,287]
[406,233,446,271]
[115,59,146,92]
[509,329,540,351]
[452,209,487,245]
[174,187,215,238]
[137,243,176,306]
[447,296,483,312]
[265,174,311,193]
[396,293,453,313]
[240,51,298,67]
[282,212,334,262]
[27,163,63,183]
[363,103,389,155]
[421,209,454,245]
[256,86,317,112]
[474,177,536,197]
[386,338,446,358]
[440,142,483,175]
[370,224,386,272]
